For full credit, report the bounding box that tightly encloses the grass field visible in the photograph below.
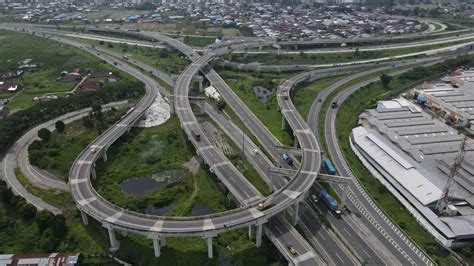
[91,40,190,75]
[28,108,127,180]
[332,73,461,265]
[293,75,346,120]
[218,70,293,146]
[0,29,132,110]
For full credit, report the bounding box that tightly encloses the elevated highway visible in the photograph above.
[2,25,323,264]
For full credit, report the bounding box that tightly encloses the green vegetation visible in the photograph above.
[332,56,474,265]
[0,77,144,154]
[293,75,346,120]
[218,70,293,146]
[232,38,474,66]
[0,179,112,263]
[183,35,216,47]
[93,40,189,75]
[0,29,135,110]
[28,107,128,180]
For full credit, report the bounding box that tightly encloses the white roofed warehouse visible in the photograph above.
[351,94,474,248]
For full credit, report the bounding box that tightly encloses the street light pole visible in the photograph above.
[241,120,245,160]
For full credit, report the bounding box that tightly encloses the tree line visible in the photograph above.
[0,80,145,155]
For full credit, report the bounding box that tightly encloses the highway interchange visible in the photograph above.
[1,22,473,265]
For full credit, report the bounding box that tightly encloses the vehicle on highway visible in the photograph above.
[320,190,342,218]
[323,159,336,175]
[282,153,293,166]
[311,194,318,204]
[256,201,273,211]
[282,89,289,100]
[191,129,201,141]
[288,245,298,256]
[251,148,259,156]
[90,147,97,154]
[331,101,338,109]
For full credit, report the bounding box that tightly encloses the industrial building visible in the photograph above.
[412,68,474,131]
[351,96,474,248]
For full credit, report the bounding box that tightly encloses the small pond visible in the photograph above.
[120,170,184,196]
[253,86,273,104]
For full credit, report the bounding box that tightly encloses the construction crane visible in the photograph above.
[436,135,469,215]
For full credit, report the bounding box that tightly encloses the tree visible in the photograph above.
[0,181,13,203]
[36,210,55,231]
[39,228,59,252]
[38,128,51,142]
[217,100,227,111]
[50,214,67,237]
[55,120,65,133]
[19,203,37,219]
[380,74,392,87]
[82,116,93,128]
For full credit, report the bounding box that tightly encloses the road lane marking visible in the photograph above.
[70,178,87,185]
[77,197,97,206]
[282,190,301,199]
[105,212,123,223]
[203,219,215,230]
[150,220,164,232]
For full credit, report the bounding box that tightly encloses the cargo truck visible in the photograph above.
[323,159,336,175]
[320,190,342,217]
[282,153,293,166]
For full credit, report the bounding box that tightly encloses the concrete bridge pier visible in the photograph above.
[294,136,299,148]
[152,238,161,257]
[206,236,215,258]
[105,225,120,252]
[248,225,255,240]
[281,116,286,130]
[255,224,263,248]
[341,186,349,209]
[293,201,300,226]
[102,148,108,162]
[80,210,89,225]
[91,163,96,180]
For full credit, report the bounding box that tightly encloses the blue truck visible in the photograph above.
[320,190,342,217]
[323,159,336,175]
[282,153,293,166]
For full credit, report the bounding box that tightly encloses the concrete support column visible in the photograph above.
[153,238,161,257]
[207,236,213,259]
[228,53,232,61]
[103,148,108,162]
[277,48,281,55]
[294,136,299,148]
[341,186,348,209]
[200,100,205,115]
[80,210,89,225]
[281,116,286,130]
[107,227,120,252]
[161,237,166,247]
[244,49,248,58]
[293,202,299,226]
[255,224,263,248]
[91,163,96,180]
[248,225,255,240]
[198,80,203,93]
